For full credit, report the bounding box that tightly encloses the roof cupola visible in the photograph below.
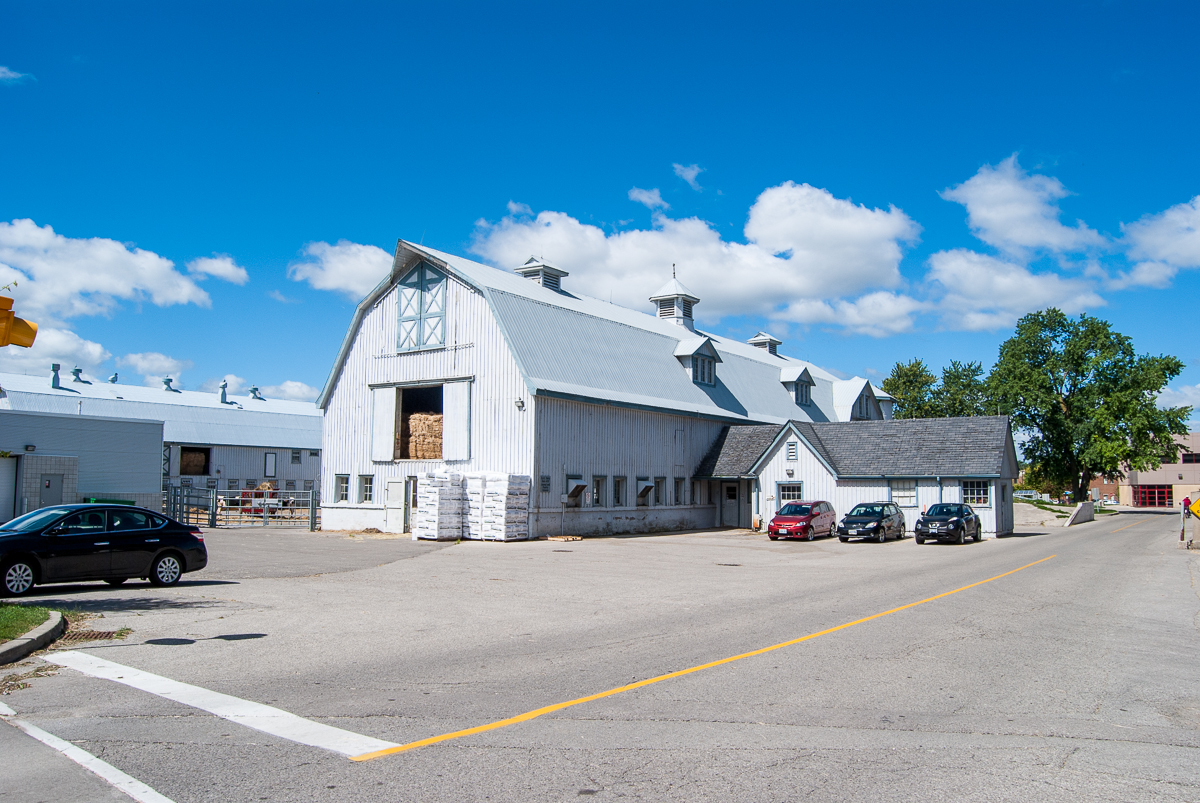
[649,271,700,332]
[514,257,568,292]
[748,332,782,355]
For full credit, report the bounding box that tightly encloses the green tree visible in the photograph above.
[882,359,938,419]
[988,309,1190,501]
[933,360,989,417]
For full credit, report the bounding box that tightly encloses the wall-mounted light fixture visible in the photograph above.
[515,398,525,411]
[785,468,794,477]
[24,444,35,452]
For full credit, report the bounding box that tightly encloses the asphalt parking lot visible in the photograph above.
[2,513,1198,802]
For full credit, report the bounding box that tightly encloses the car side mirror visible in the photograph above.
[45,527,65,536]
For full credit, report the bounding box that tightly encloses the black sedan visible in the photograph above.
[915,503,981,544]
[837,502,906,542]
[0,504,207,596]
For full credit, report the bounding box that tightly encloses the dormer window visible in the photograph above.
[692,356,715,386]
[795,382,811,405]
[397,261,446,351]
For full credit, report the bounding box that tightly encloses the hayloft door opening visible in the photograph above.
[721,482,739,527]
[396,386,444,460]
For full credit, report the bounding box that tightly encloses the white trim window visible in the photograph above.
[397,262,446,351]
[890,479,917,507]
[778,483,803,506]
[335,474,350,502]
[358,475,374,503]
[963,480,990,506]
[692,356,715,386]
[786,441,798,461]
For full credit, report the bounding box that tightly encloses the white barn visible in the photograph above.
[694,417,1018,537]
[318,241,894,536]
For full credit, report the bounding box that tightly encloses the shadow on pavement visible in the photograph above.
[23,595,234,614]
[999,531,1053,538]
[144,633,267,646]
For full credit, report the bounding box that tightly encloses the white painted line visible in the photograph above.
[45,651,399,758]
[3,716,176,803]
[0,700,15,716]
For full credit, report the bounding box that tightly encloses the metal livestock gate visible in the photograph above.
[165,487,320,530]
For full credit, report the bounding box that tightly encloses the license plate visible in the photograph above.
[778,529,788,535]
[848,529,857,535]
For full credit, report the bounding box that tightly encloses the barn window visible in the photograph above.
[358,475,374,503]
[963,480,990,506]
[691,356,715,386]
[397,262,446,351]
[227,479,240,490]
[565,474,586,508]
[786,442,798,461]
[636,476,652,507]
[654,477,666,505]
[371,382,471,462]
[179,447,210,476]
[264,453,277,478]
[795,382,811,405]
[674,477,685,505]
[335,475,349,502]
[890,479,916,507]
[291,450,302,464]
[613,476,626,506]
[592,476,606,507]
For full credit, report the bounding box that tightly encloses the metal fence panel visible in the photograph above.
[165,486,320,529]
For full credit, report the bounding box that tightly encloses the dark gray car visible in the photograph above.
[914,503,981,544]
[837,502,906,543]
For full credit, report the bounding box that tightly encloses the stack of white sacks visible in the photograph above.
[412,472,465,541]
[480,473,530,541]
[414,471,531,541]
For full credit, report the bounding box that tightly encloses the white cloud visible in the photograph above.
[673,163,704,191]
[261,380,320,402]
[199,374,248,394]
[287,239,392,300]
[628,187,668,210]
[117,351,193,386]
[0,66,32,84]
[0,219,210,325]
[1116,195,1200,288]
[926,248,1105,330]
[506,201,533,216]
[0,327,109,376]
[1157,384,1200,419]
[941,155,1105,257]
[187,254,249,285]
[471,181,919,321]
[779,292,927,337]
[268,289,298,303]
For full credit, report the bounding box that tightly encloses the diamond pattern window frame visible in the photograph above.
[397,262,447,352]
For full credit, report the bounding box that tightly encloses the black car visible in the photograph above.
[837,502,906,542]
[0,504,207,596]
[914,503,981,544]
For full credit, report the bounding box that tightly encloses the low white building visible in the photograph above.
[0,367,322,499]
[694,417,1018,536]
[318,241,893,536]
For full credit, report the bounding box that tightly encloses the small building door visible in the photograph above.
[721,482,739,527]
[40,474,63,508]
[0,457,16,523]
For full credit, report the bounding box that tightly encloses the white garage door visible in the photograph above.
[0,457,16,523]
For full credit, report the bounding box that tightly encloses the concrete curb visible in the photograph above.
[0,611,64,666]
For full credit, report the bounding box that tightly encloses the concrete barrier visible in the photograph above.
[1064,501,1095,527]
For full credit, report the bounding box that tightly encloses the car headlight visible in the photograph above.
[949,517,960,525]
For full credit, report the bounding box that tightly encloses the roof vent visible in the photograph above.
[514,257,569,292]
[51,363,61,389]
[249,386,265,401]
[162,376,181,393]
[107,373,118,383]
[218,379,229,405]
[748,332,782,355]
[649,275,700,332]
[71,366,92,384]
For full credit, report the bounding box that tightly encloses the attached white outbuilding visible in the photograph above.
[695,417,1018,537]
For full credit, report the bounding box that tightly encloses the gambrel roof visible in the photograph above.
[318,241,883,426]
[696,416,1018,479]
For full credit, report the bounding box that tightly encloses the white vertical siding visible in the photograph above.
[322,275,534,527]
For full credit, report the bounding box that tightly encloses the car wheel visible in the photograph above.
[957,528,966,545]
[149,554,183,587]
[806,527,815,541]
[2,559,36,597]
[828,524,836,538]
[915,534,925,544]
[877,529,886,543]
[839,536,848,543]
[973,527,982,542]
[105,578,128,586]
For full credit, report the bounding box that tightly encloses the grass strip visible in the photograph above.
[0,603,50,643]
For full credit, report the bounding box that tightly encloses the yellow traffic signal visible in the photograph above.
[0,296,37,348]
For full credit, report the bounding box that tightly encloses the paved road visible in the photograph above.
[2,513,1197,802]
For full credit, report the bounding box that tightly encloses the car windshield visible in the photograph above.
[849,504,884,517]
[778,504,811,516]
[0,507,72,532]
[927,504,960,516]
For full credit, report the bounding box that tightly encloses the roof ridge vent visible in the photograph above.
[107,372,118,383]
[649,273,700,332]
[162,376,181,393]
[514,257,569,293]
[249,386,265,401]
[71,366,92,384]
[50,363,62,389]
[748,331,782,355]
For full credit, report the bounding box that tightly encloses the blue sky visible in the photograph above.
[2,1,1199,413]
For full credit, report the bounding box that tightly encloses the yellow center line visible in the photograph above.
[351,553,1057,761]
[1112,517,1156,533]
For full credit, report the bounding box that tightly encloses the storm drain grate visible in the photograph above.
[53,630,124,646]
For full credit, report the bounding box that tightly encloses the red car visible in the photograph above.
[767,500,837,541]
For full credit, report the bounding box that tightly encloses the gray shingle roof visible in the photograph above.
[694,425,780,477]
[697,416,1014,478]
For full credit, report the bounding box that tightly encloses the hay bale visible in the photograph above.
[406,413,443,459]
